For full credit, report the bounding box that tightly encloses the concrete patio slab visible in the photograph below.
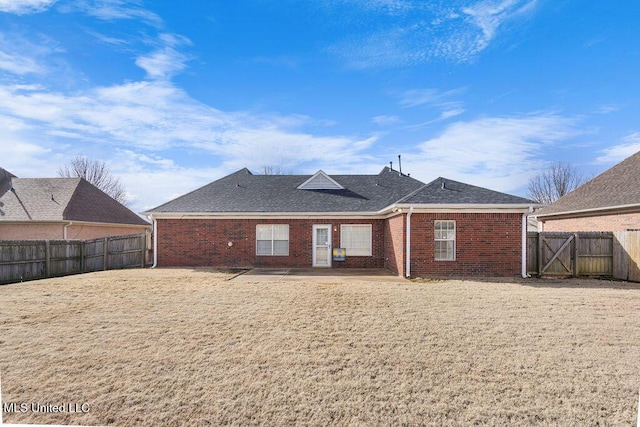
[229,268,407,283]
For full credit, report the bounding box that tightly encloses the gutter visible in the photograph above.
[150,214,158,268]
[63,221,73,240]
[405,206,413,278]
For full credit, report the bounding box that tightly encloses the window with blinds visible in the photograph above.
[256,224,289,256]
[340,224,372,256]
[434,220,455,261]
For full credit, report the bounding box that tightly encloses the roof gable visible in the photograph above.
[297,170,345,190]
[0,167,16,198]
[537,150,640,217]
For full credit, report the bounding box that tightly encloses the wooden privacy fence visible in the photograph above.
[0,233,149,285]
[527,231,640,281]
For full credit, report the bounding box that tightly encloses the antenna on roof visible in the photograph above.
[398,154,402,176]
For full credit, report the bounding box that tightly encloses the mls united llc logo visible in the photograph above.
[3,401,90,414]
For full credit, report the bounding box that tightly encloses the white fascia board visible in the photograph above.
[149,211,384,220]
[381,204,536,214]
[535,203,640,219]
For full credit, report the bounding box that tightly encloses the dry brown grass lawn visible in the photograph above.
[1,269,640,426]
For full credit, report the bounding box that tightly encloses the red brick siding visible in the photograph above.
[409,212,523,277]
[384,214,405,275]
[541,212,640,232]
[157,218,385,268]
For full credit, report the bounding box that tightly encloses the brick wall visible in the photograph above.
[541,212,640,232]
[409,212,523,277]
[157,218,386,268]
[0,223,149,240]
[384,214,405,275]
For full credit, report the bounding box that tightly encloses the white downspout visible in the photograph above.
[150,214,158,268]
[63,221,73,240]
[405,206,414,278]
[521,207,533,278]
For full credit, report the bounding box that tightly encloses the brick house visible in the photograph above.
[536,151,640,232]
[0,167,150,240]
[143,167,537,277]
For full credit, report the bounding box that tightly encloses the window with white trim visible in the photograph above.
[340,224,372,256]
[434,220,455,261]
[256,224,289,256]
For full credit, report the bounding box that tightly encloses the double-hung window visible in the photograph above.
[340,224,372,256]
[256,224,289,256]
[434,220,455,261]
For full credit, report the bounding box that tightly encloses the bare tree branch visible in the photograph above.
[261,165,286,175]
[528,162,586,205]
[58,157,129,205]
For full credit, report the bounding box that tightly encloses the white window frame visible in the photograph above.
[340,224,372,256]
[434,220,456,261]
[256,224,289,256]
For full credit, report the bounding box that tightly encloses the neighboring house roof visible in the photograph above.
[0,167,16,197]
[537,150,640,219]
[0,176,149,226]
[145,167,535,215]
[398,177,535,205]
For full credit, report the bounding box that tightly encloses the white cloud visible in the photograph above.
[462,0,537,54]
[0,80,379,210]
[135,47,190,80]
[329,0,539,67]
[403,114,580,193]
[62,0,162,27]
[372,115,400,125]
[0,0,56,14]
[398,87,467,109]
[0,32,58,75]
[596,133,640,164]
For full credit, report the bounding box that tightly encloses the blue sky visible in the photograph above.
[1,0,640,212]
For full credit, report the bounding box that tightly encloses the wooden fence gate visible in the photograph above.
[528,232,613,277]
[528,231,639,281]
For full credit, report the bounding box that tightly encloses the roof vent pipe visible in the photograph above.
[398,154,402,176]
[389,161,393,171]
[441,181,445,189]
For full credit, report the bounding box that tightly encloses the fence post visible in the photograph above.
[140,234,145,268]
[80,241,85,273]
[103,237,109,271]
[537,232,543,276]
[45,240,51,278]
[573,233,579,277]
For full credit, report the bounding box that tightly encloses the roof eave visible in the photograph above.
[145,211,384,219]
[381,203,539,214]
[536,203,640,220]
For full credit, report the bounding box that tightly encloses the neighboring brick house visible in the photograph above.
[144,167,536,277]
[0,167,150,240]
[536,151,640,232]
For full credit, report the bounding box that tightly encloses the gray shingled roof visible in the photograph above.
[0,176,149,225]
[146,167,534,214]
[537,151,640,217]
[399,177,535,205]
